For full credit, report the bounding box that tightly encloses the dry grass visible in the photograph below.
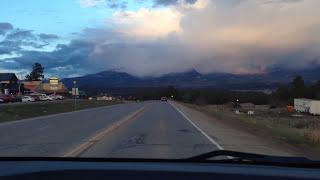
[185,103,320,146]
[0,99,122,123]
[305,130,320,144]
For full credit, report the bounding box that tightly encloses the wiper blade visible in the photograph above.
[187,150,318,164]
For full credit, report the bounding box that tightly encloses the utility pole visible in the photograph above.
[73,80,77,111]
[18,73,23,97]
[18,82,21,96]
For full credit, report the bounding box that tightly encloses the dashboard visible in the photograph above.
[0,160,319,179]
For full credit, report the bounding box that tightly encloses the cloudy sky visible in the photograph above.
[0,0,320,78]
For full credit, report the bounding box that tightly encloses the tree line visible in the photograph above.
[132,86,270,105]
[133,75,320,106]
[273,76,320,105]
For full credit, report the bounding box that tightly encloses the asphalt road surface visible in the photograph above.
[0,101,298,158]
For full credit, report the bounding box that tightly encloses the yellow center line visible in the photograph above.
[63,105,148,157]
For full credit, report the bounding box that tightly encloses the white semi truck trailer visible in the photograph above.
[294,98,320,115]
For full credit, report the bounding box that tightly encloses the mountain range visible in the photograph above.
[62,67,320,91]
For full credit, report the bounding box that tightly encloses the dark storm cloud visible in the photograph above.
[0,23,93,77]
[27,40,93,68]
[0,40,22,54]
[79,0,127,9]
[2,29,45,49]
[38,33,59,41]
[154,0,197,6]
[5,29,36,41]
[0,22,13,35]
[0,25,59,56]
[0,40,97,76]
[0,49,11,55]
[107,0,127,9]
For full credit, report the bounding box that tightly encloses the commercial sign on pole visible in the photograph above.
[4,89,9,95]
[72,88,79,95]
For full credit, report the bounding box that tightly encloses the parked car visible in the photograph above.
[49,94,64,100]
[30,95,41,101]
[21,96,35,102]
[0,95,14,103]
[27,93,42,101]
[56,95,64,100]
[39,95,54,101]
[0,98,4,104]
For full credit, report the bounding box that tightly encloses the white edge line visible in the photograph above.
[169,101,224,150]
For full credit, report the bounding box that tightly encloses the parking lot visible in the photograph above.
[0,94,67,105]
[0,98,69,107]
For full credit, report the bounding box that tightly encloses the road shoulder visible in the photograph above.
[171,101,320,159]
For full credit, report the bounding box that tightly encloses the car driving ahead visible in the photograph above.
[161,97,168,101]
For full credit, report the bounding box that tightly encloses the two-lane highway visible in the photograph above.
[0,101,220,158]
[79,101,218,158]
[0,100,300,158]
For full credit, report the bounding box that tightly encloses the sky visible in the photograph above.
[0,0,320,78]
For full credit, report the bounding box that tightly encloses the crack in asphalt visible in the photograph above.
[113,133,172,152]
[117,133,147,149]
[178,129,196,133]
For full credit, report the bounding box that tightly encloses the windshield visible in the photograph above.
[0,0,319,161]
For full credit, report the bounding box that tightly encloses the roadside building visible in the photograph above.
[23,76,68,94]
[23,81,42,92]
[41,77,68,94]
[0,73,20,95]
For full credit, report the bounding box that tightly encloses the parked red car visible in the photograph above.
[0,95,15,103]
